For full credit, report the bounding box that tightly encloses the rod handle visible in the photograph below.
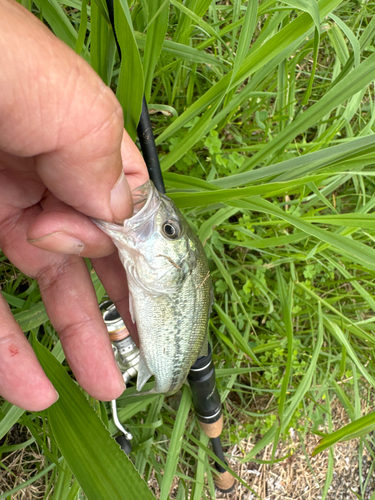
[213,470,236,493]
[188,343,222,439]
[198,414,223,438]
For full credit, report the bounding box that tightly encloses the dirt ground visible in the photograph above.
[219,435,371,500]
[218,399,375,500]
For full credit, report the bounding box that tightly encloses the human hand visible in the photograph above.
[0,0,148,410]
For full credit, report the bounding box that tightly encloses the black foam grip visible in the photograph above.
[188,344,222,424]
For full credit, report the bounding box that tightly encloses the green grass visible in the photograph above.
[2,0,375,498]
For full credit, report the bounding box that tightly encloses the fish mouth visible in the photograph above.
[132,181,154,213]
[126,181,160,232]
[92,181,159,238]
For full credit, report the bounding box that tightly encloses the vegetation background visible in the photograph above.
[2,0,375,498]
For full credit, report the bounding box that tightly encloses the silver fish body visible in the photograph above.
[94,180,213,395]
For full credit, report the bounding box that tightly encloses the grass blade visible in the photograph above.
[0,461,58,500]
[243,304,324,461]
[135,32,227,69]
[32,337,156,500]
[0,405,25,441]
[169,175,326,207]
[75,0,88,55]
[13,303,48,332]
[240,51,375,171]
[143,0,169,100]
[230,0,258,84]
[156,0,342,145]
[159,385,191,500]
[323,319,375,389]
[114,0,144,140]
[214,304,258,363]
[329,13,360,68]
[90,0,116,85]
[272,270,294,460]
[212,134,375,188]
[232,197,375,273]
[35,0,77,50]
[52,458,73,500]
[313,411,375,456]
[170,0,226,46]
[191,431,209,500]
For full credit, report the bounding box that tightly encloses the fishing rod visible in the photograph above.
[103,1,235,493]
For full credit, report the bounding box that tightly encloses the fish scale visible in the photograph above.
[94,180,213,395]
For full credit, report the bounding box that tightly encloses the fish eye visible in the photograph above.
[162,220,181,240]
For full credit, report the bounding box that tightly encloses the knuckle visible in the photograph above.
[58,317,98,344]
[36,259,72,292]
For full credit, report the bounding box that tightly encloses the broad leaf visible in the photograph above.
[32,338,156,500]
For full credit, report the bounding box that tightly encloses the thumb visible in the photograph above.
[33,64,141,223]
[0,0,147,223]
[36,116,138,224]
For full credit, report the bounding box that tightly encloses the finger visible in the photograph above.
[0,0,148,223]
[36,256,126,401]
[27,193,116,258]
[120,130,149,191]
[0,205,125,401]
[0,295,58,411]
[92,254,140,346]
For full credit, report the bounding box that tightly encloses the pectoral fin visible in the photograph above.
[128,293,136,324]
[136,353,152,391]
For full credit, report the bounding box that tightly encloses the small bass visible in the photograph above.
[94,180,213,395]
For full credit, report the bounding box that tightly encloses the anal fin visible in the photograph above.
[197,338,208,358]
[136,353,152,391]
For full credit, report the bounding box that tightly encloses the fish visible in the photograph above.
[94,180,213,395]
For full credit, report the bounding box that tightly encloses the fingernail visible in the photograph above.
[120,377,126,392]
[28,232,85,255]
[53,389,60,403]
[117,373,126,393]
[113,363,126,393]
[110,171,133,224]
